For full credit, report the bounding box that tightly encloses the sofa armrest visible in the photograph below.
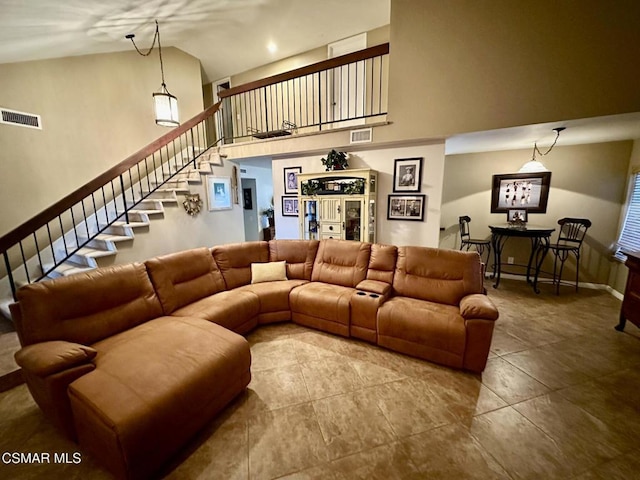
[15,341,97,377]
[460,294,499,321]
[356,279,391,296]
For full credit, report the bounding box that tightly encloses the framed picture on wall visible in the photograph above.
[243,188,253,210]
[387,194,427,221]
[491,171,551,213]
[507,209,528,223]
[206,176,232,211]
[393,157,423,193]
[283,166,302,195]
[281,196,299,216]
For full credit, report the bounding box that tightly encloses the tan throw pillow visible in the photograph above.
[251,261,288,284]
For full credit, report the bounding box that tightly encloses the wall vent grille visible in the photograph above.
[350,128,372,144]
[1,108,42,129]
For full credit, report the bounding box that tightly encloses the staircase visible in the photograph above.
[0,103,222,314]
[41,151,221,279]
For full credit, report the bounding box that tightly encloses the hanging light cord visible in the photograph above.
[531,127,565,160]
[127,20,168,89]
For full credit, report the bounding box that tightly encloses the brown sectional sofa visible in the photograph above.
[10,239,498,479]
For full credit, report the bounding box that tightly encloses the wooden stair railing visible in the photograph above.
[0,102,221,300]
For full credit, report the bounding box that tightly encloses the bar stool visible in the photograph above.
[549,217,591,294]
[458,216,491,264]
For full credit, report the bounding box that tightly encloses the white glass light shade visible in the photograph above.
[153,90,179,127]
[518,159,549,173]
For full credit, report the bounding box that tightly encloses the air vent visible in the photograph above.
[350,128,372,144]
[1,108,42,129]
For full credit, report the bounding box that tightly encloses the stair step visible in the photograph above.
[43,262,95,279]
[142,191,178,203]
[94,233,133,243]
[112,220,150,229]
[129,209,164,216]
[75,247,117,259]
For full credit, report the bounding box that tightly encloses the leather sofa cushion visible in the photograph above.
[366,243,397,284]
[145,247,227,314]
[393,247,483,306]
[378,296,466,356]
[311,239,370,288]
[268,239,319,280]
[171,289,260,333]
[15,263,163,346]
[212,241,269,289]
[290,282,354,325]
[70,316,250,479]
[238,279,307,314]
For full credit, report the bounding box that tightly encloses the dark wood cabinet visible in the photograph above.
[262,226,275,241]
[616,252,640,331]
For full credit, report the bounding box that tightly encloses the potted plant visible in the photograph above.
[261,204,275,227]
[321,149,348,171]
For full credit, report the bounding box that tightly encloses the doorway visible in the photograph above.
[327,33,367,128]
[213,78,234,144]
[241,178,259,241]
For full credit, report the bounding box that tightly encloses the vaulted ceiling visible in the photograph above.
[0,0,391,82]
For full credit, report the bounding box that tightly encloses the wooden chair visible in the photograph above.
[549,217,592,294]
[458,216,491,264]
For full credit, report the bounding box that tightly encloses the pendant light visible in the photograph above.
[126,21,179,127]
[519,127,565,173]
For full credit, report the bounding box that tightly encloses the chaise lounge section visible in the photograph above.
[10,238,498,479]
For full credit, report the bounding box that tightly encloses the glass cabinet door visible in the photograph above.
[302,199,318,240]
[368,199,376,243]
[343,199,363,241]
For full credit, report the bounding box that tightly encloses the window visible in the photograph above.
[616,169,640,260]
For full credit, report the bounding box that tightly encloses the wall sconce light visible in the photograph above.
[126,21,179,127]
[519,127,566,173]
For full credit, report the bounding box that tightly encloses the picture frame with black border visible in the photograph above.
[491,171,551,213]
[242,188,253,210]
[387,194,426,221]
[393,157,423,193]
[507,209,528,223]
[281,196,299,217]
[283,166,302,195]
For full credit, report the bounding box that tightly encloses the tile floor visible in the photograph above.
[1,278,640,479]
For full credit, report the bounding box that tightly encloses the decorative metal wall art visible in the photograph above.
[183,193,203,216]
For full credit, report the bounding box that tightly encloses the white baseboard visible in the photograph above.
[485,272,624,299]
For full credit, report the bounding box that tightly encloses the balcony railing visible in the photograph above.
[217,43,389,142]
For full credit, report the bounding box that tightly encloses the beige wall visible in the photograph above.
[227,25,390,88]
[382,0,640,143]
[440,141,633,287]
[0,47,204,238]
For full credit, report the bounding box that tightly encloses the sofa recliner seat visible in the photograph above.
[69,316,250,480]
[377,246,499,371]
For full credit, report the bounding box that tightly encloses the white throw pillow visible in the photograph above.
[251,261,288,284]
